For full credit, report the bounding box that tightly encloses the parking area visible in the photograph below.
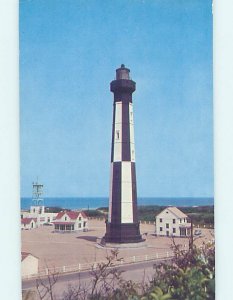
[21,219,214,270]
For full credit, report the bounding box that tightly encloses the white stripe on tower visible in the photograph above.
[113,102,122,162]
[121,161,133,223]
[108,163,113,222]
[129,103,135,162]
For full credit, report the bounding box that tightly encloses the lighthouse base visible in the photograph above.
[104,221,143,244]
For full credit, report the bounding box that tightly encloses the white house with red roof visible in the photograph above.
[21,252,39,277]
[155,206,191,237]
[21,217,37,230]
[53,210,88,232]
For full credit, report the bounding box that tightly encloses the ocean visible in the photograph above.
[21,197,214,210]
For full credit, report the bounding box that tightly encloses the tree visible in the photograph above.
[36,268,59,300]
[62,249,139,300]
[150,240,215,300]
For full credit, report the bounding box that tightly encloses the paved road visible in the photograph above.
[22,258,170,294]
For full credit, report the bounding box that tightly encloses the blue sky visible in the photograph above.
[20,0,213,197]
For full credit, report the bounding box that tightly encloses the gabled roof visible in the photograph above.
[157,206,187,219]
[167,207,187,218]
[55,210,87,220]
[21,252,38,261]
[21,218,37,225]
[79,211,87,218]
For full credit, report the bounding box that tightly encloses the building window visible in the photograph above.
[173,228,176,233]
[79,217,81,221]
[160,227,163,232]
[78,223,81,228]
[166,223,169,229]
[160,218,162,222]
[173,219,176,224]
[66,224,71,230]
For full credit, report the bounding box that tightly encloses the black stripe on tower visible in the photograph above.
[111,162,121,224]
[122,102,131,161]
[131,162,138,223]
[114,92,132,103]
[110,103,116,162]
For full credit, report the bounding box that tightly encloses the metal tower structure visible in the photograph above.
[32,180,44,206]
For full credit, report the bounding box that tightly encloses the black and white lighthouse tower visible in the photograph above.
[104,65,143,244]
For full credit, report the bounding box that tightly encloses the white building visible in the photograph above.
[21,206,57,227]
[155,206,191,237]
[21,252,39,278]
[21,217,37,230]
[53,210,88,232]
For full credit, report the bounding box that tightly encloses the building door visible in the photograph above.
[180,228,186,236]
[166,231,169,236]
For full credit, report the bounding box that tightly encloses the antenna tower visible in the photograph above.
[32,180,44,206]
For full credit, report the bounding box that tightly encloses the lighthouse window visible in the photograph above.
[116,130,120,140]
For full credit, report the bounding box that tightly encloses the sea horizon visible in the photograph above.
[21,196,214,210]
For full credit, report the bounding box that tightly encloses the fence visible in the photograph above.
[87,218,214,228]
[22,250,175,281]
[88,218,155,225]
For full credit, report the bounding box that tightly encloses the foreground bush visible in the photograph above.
[34,241,215,300]
[149,240,215,299]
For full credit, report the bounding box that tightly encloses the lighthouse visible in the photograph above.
[104,64,143,244]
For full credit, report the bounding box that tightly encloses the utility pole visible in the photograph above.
[189,216,194,252]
